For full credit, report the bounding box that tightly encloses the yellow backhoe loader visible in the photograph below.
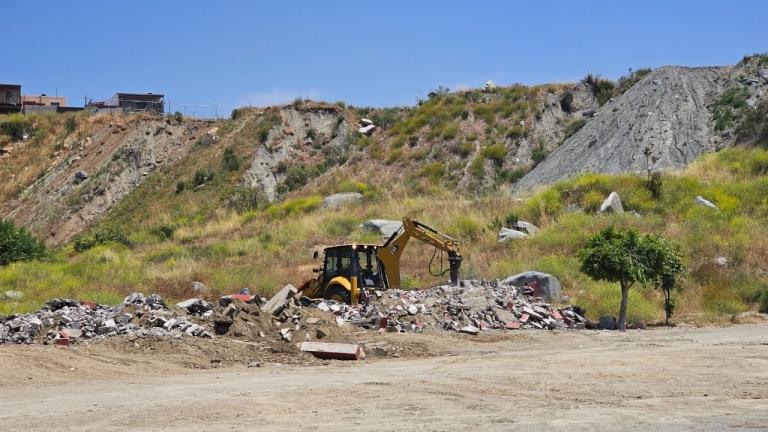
[298,218,462,304]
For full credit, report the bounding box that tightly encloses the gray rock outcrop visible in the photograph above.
[498,228,529,242]
[361,219,402,238]
[323,192,363,209]
[516,66,727,190]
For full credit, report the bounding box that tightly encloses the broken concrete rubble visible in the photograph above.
[502,271,562,303]
[0,292,213,345]
[300,342,363,360]
[694,195,719,210]
[305,278,586,335]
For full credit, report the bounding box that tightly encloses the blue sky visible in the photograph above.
[5,1,767,116]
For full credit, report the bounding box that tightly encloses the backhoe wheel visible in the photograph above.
[325,284,351,304]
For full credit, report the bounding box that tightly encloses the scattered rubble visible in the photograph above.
[502,271,562,303]
[303,279,587,334]
[300,342,364,360]
[358,118,376,135]
[0,293,213,345]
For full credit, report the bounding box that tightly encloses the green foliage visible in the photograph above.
[265,195,322,218]
[321,216,358,237]
[617,68,652,93]
[563,118,586,140]
[173,111,183,124]
[531,144,548,165]
[712,87,749,131]
[420,162,446,182]
[73,226,131,253]
[230,108,242,120]
[64,116,78,134]
[450,215,483,241]
[579,227,684,327]
[736,99,768,148]
[0,219,47,266]
[449,141,473,157]
[583,74,616,106]
[470,156,485,178]
[279,163,325,193]
[0,114,33,141]
[151,224,176,241]
[560,91,574,113]
[194,134,214,148]
[481,144,508,166]
[193,169,214,187]
[229,187,265,213]
[222,147,241,171]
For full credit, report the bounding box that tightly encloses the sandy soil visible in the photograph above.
[0,324,766,431]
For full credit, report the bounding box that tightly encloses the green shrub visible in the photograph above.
[736,99,768,148]
[222,147,241,171]
[0,219,48,266]
[420,162,446,182]
[65,116,78,134]
[481,144,507,166]
[229,187,265,212]
[441,122,459,139]
[73,227,131,253]
[712,87,749,131]
[583,74,616,106]
[193,169,214,187]
[531,145,548,165]
[0,114,32,141]
[470,156,485,178]
[560,91,574,113]
[563,118,586,140]
[450,215,483,241]
[321,216,358,237]
[151,224,176,241]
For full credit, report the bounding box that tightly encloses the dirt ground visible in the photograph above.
[0,324,766,431]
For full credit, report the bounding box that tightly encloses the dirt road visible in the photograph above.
[1,324,766,431]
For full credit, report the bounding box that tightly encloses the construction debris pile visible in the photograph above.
[310,279,588,334]
[0,293,214,345]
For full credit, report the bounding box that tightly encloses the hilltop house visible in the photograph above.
[88,92,164,114]
[0,84,22,113]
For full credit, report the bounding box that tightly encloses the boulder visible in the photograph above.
[513,220,540,236]
[74,170,89,182]
[694,196,719,210]
[598,316,617,330]
[498,228,529,242]
[502,271,562,302]
[1,290,23,301]
[759,68,768,81]
[323,192,363,209]
[361,219,402,238]
[358,124,376,135]
[599,192,624,214]
[484,80,497,91]
[360,118,374,126]
[191,281,207,294]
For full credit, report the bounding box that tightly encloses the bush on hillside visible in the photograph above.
[560,91,574,113]
[0,219,48,266]
[583,74,616,106]
[0,114,33,141]
[73,226,131,253]
[222,147,241,171]
[563,118,586,140]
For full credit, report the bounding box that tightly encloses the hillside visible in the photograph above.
[1,55,768,323]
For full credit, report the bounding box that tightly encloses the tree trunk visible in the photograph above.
[664,289,671,326]
[618,281,631,331]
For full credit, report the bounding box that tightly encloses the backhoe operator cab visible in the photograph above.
[299,218,462,305]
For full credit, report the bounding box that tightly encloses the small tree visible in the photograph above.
[0,219,48,266]
[579,227,683,330]
[643,235,685,325]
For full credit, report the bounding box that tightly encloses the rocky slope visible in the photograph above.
[516,56,768,190]
[515,66,728,189]
[6,117,210,244]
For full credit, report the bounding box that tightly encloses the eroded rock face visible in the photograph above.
[241,106,352,201]
[516,66,728,189]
